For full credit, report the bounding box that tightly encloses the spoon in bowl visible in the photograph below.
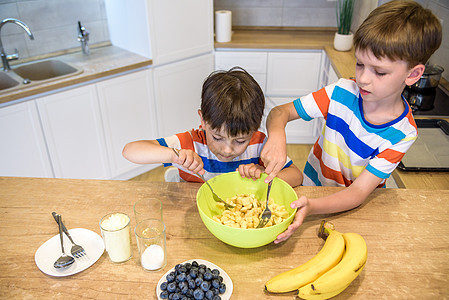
[53,214,75,269]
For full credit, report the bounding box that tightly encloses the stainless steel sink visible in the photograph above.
[0,59,83,93]
[13,59,81,81]
[0,72,20,90]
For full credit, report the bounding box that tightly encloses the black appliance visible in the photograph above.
[402,85,449,117]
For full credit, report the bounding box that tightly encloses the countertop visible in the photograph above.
[0,45,152,105]
[1,177,448,299]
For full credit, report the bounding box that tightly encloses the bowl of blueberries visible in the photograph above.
[156,259,232,299]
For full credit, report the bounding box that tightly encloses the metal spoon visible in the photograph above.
[53,214,75,269]
[171,148,234,209]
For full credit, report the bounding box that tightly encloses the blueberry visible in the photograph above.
[198,267,206,275]
[188,279,196,289]
[167,282,177,293]
[178,266,187,274]
[186,289,194,298]
[199,264,206,269]
[166,271,176,283]
[189,268,198,279]
[175,264,182,271]
[191,261,199,267]
[218,276,223,282]
[218,283,226,294]
[205,289,214,300]
[171,293,180,300]
[185,262,192,270]
[195,277,203,287]
[160,281,168,290]
[212,269,220,276]
[211,279,220,289]
[200,280,211,292]
[212,296,221,300]
[203,271,213,281]
[176,272,187,282]
[160,290,169,299]
[178,281,188,294]
[211,288,219,295]
[193,288,204,300]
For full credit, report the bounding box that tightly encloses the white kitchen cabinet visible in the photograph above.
[215,50,268,92]
[215,49,323,143]
[36,85,111,179]
[0,101,53,177]
[97,69,158,179]
[266,51,322,96]
[265,96,320,144]
[153,53,214,137]
[328,65,339,84]
[105,0,213,66]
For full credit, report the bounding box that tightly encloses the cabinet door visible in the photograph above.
[267,51,322,96]
[153,53,214,137]
[215,50,267,92]
[0,101,53,177]
[328,65,339,84]
[266,96,320,144]
[36,85,111,179]
[148,0,213,65]
[97,69,158,179]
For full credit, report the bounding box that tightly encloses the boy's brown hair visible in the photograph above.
[201,66,265,136]
[354,0,442,68]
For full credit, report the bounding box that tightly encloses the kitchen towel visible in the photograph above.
[215,10,232,43]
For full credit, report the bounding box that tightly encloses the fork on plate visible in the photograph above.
[256,180,273,229]
[52,212,87,259]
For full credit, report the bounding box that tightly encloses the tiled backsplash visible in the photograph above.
[0,0,109,60]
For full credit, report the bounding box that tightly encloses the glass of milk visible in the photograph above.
[135,219,167,272]
[100,212,133,263]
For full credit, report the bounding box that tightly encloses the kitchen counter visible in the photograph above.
[1,176,448,298]
[0,45,152,105]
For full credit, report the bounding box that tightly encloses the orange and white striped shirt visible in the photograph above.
[294,79,417,187]
[157,128,292,182]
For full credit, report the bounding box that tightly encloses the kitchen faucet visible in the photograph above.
[0,18,34,71]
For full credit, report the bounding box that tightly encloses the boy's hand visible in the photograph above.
[261,135,287,183]
[274,195,310,244]
[173,149,205,175]
[236,163,265,181]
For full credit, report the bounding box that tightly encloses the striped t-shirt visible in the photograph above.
[294,78,417,187]
[157,128,293,182]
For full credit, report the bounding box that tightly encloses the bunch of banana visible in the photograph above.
[265,220,367,300]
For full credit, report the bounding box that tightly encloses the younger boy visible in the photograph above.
[261,0,442,242]
[123,67,302,187]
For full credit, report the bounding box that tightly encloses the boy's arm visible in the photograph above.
[276,163,303,188]
[261,102,301,183]
[123,140,205,175]
[275,169,382,243]
[122,140,176,164]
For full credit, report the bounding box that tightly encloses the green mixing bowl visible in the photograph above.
[196,172,298,248]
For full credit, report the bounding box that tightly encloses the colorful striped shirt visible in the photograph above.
[294,79,417,187]
[157,128,293,182]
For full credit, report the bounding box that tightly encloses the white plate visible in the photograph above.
[35,228,104,277]
[156,259,233,300]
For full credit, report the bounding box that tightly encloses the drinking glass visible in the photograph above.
[135,218,167,272]
[134,198,163,224]
[99,212,133,263]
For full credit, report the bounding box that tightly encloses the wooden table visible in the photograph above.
[1,177,448,299]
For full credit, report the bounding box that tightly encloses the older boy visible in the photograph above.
[261,0,442,242]
[123,67,302,187]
